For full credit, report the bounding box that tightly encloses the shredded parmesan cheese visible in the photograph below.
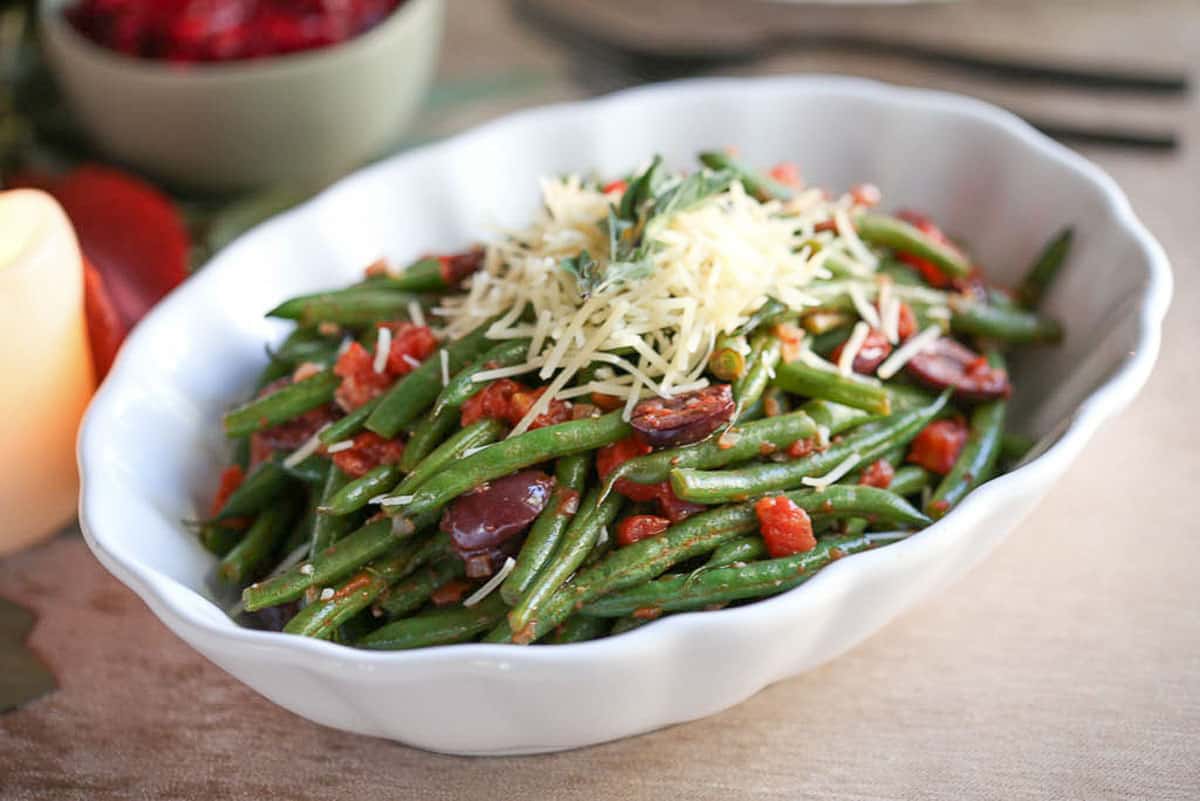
[876,324,943,380]
[838,321,871,376]
[373,326,392,374]
[801,452,862,489]
[371,493,414,507]
[463,557,516,607]
[401,353,422,370]
[283,424,331,468]
[408,299,426,328]
[848,282,882,330]
[439,349,450,386]
[326,439,355,454]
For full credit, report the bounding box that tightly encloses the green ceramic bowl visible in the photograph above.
[40,0,444,192]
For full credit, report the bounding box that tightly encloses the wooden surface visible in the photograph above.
[2,2,1198,798]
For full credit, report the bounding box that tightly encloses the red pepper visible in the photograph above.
[616,515,670,547]
[907,418,969,475]
[333,342,393,412]
[858,459,895,489]
[754,496,816,558]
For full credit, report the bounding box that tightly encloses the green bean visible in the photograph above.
[876,257,925,287]
[580,532,908,618]
[268,288,428,326]
[391,411,632,524]
[888,465,933,498]
[809,325,853,357]
[609,615,655,635]
[805,279,951,313]
[359,595,510,650]
[309,466,354,558]
[218,500,298,585]
[709,333,748,382]
[1016,227,1072,309]
[670,392,948,504]
[242,516,428,611]
[950,298,1063,344]
[370,257,446,293]
[801,309,854,335]
[697,151,794,201]
[481,618,514,643]
[199,523,242,557]
[272,327,343,367]
[430,339,531,417]
[318,396,381,446]
[854,213,971,278]
[601,411,820,498]
[797,398,876,434]
[791,484,930,527]
[212,460,290,521]
[734,296,789,336]
[283,483,322,554]
[280,454,329,485]
[376,558,466,619]
[999,431,1034,463]
[366,319,497,438]
[928,354,1006,518]
[394,418,507,497]
[510,503,761,643]
[771,361,892,415]
[399,406,458,472]
[508,488,623,633]
[501,454,590,605]
[761,386,792,418]
[733,331,782,419]
[282,534,449,638]
[321,464,401,516]
[223,370,339,438]
[547,615,612,644]
[704,535,766,568]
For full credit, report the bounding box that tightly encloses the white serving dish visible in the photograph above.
[78,76,1171,755]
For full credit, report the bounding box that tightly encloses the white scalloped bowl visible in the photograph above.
[78,76,1171,755]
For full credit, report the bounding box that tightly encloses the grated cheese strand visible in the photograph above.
[283,423,331,468]
[463,557,516,607]
[848,282,882,330]
[326,440,355,454]
[876,324,944,380]
[439,350,450,386]
[801,452,862,489]
[408,299,426,329]
[838,321,871,377]
[373,326,392,374]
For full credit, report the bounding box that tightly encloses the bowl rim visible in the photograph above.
[39,0,440,80]
[78,74,1173,673]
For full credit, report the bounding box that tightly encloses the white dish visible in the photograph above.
[78,76,1171,755]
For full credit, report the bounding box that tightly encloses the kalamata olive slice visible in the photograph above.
[905,337,1011,401]
[831,329,893,374]
[440,247,485,286]
[630,384,736,447]
[440,470,555,574]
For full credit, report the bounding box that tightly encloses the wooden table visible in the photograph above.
[2,2,1197,798]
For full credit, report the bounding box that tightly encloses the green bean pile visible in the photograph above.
[200,152,1068,649]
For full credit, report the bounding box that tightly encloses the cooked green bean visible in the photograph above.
[855,213,970,278]
[1017,227,1072,309]
[399,406,458,472]
[670,392,948,504]
[697,151,794,201]
[371,257,446,293]
[734,296,789,336]
[928,354,1006,518]
[394,418,507,497]
[771,361,891,415]
[223,370,339,438]
[508,488,623,633]
[548,615,612,644]
[431,339,531,417]
[733,331,782,419]
[999,431,1034,463]
[321,464,401,516]
[318,396,381,446]
[268,288,428,326]
[359,594,510,650]
[581,532,908,617]
[376,558,466,619]
[704,535,767,568]
[272,327,343,366]
[218,500,298,585]
[501,454,590,605]
[888,465,933,498]
[709,333,748,382]
[365,319,497,438]
[950,297,1063,344]
[280,454,329,485]
[390,412,631,524]
[309,466,354,558]
[212,460,290,521]
[199,523,241,557]
[609,615,655,635]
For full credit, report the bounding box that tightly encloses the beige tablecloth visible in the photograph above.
[2,2,1198,798]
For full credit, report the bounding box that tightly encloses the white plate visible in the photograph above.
[78,76,1171,755]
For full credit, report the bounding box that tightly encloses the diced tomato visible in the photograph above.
[754,496,816,558]
[330,432,405,479]
[380,321,438,376]
[830,328,893,374]
[774,321,806,363]
[250,389,339,464]
[616,514,670,547]
[906,417,969,475]
[430,578,474,607]
[595,435,660,502]
[209,465,245,517]
[894,210,960,289]
[787,437,819,459]
[850,183,882,207]
[602,179,628,195]
[896,302,918,340]
[333,341,393,412]
[461,378,571,430]
[768,161,801,187]
[858,458,895,489]
[363,258,390,279]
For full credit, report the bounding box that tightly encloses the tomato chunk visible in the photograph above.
[380,321,438,376]
[769,161,801,187]
[596,435,658,502]
[896,302,918,341]
[755,496,816,558]
[602,179,628,195]
[209,465,245,517]
[906,418,969,475]
[616,515,670,547]
[330,432,405,479]
[895,210,957,289]
[333,341,393,412]
[858,458,895,489]
[460,378,572,430]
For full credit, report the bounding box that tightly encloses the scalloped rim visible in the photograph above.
[78,75,1172,679]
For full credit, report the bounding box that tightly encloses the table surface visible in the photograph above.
[2,2,1198,799]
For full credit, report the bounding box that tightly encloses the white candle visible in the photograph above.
[0,189,95,555]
